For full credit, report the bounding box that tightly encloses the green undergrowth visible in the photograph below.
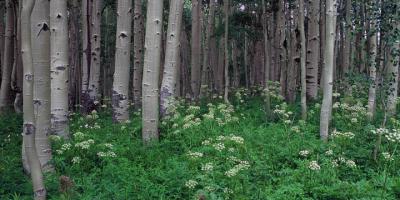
[1,89,400,199]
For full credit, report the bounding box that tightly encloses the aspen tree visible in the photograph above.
[223,0,230,104]
[299,0,307,120]
[23,0,52,172]
[50,0,69,139]
[88,0,102,105]
[191,0,201,100]
[386,21,400,116]
[133,0,144,109]
[112,0,132,122]
[0,0,15,111]
[306,0,320,99]
[367,3,378,121]
[160,0,184,117]
[262,0,271,116]
[142,0,163,142]
[21,0,47,198]
[81,0,92,110]
[320,0,338,141]
[342,0,351,75]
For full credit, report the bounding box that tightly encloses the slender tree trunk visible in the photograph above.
[68,0,80,110]
[112,0,132,122]
[320,0,338,141]
[87,0,102,106]
[299,0,307,120]
[244,33,249,88]
[50,0,69,139]
[160,0,184,117]
[12,2,23,113]
[133,0,144,110]
[23,0,52,173]
[262,0,271,116]
[386,22,400,116]
[200,0,216,97]
[367,6,378,121]
[21,0,46,198]
[0,3,4,72]
[0,0,15,111]
[191,0,201,100]
[342,0,351,75]
[142,0,163,142]
[223,0,230,104]
[81,0,92,111]
[216,36,224,95]
[306,0,320,99]
[231,40,239,87]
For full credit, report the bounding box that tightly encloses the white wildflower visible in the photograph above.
[308,161,321,171]
[201,162,214,172]
[187,151,203,158]
[382,152,394,161]
[185,180,198,189]
[345,160,356,168]
[213,143,225,151]
[72,156,81,164]
[299,150,310,157]
[325,149,334,156]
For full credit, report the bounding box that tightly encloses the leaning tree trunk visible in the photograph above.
[87,0,102,106]
[191,0,201,100]
[299,0,307,120]
[112,0,132,123]
[0,0,15,111]
[21,0,47,199]
[306,0,320,100]
[50,0,69,139]
[320,0,338,141]
[223,0,230,104]
[160,0,184,117]
[133,0,144,110]
[23,0,52,173]
[142,0,163,142]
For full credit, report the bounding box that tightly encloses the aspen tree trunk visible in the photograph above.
[342,0,351,75]
[21,0,47,198]
[180,27,191,97]
[223,0,230,104]
[0,3,4,68]
[319,0,325,83]
[0,0,15,111]
[367,9,378,121]
[232,41,239,87]
[68,0,80,110]
[13,2,23,114]
[81,0,92,110]
[244,33,249,88]
[387,22,400,116]
[133,0,144,110]
[306,0,320,99]
[142,0,163,142]
[112,0,132,122]
[23,0,52,172]
[217,36,224,94]
[299,0,307,120]
[320,0,338,141]
[50,0,69,139]
[87,0,102,105]
[200,0,216,97]
[160,0,184,117]
[262,0,271,116]
[191,0,201,100]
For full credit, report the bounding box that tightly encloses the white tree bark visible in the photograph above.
[299,0,307,120]
[262,0,271,116]
[320,0,338,141]
[133,0,144,109]
[87,0,102,104]
[160,0,184,117]
[223,0,230,104]
[387,22,400,116]
[367,17,378,121]
[23,0,52,173]
[191,0,201,100]
[21,0,47,198]
[142,0,163,142]
[50,0,69,139]
[306,0,320,99]
[112,0,132,122]
[0,0,15,111]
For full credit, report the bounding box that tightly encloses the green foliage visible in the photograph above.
[1,83,400,199]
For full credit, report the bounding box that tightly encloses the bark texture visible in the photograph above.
[50,0,69,139]
[320,0,338,141]
[160,0,184,116]
[299,0,307,119]
[112,0,132,122]
[142,0,163,142]
[223,0,230,104]
[306,0,320,99]
[191,0,201,100]
[21,0,47,198]
[133,0,144,109]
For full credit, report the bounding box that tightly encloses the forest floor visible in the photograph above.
[1,89,400,199]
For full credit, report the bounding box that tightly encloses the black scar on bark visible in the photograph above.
[24,123,36,135]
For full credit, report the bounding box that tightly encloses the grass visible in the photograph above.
[1,90,400,199]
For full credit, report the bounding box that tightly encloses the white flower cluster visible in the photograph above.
[332,156,357,168]
[325,149,334,156]
[299,150,310,157]
[213,143,226,151]
[382,152,394,161]
[56,143,72,154]
[291,126,300,133]
[201,162,214,172]
[184,180,198,189]
[187,106,201,114]
[73,131,85,140]
[49,135,61,142]
[187,151,203,159]
[182,114,201,129]
[385,129,400,143]
[308,161,321,171]
[72,156,81,164]
[97,151,116,158]
[371,128,389,135]
[224,161,250,177]
[75,139,95,150]
[104,143,113,149]
[331,129,355,139]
